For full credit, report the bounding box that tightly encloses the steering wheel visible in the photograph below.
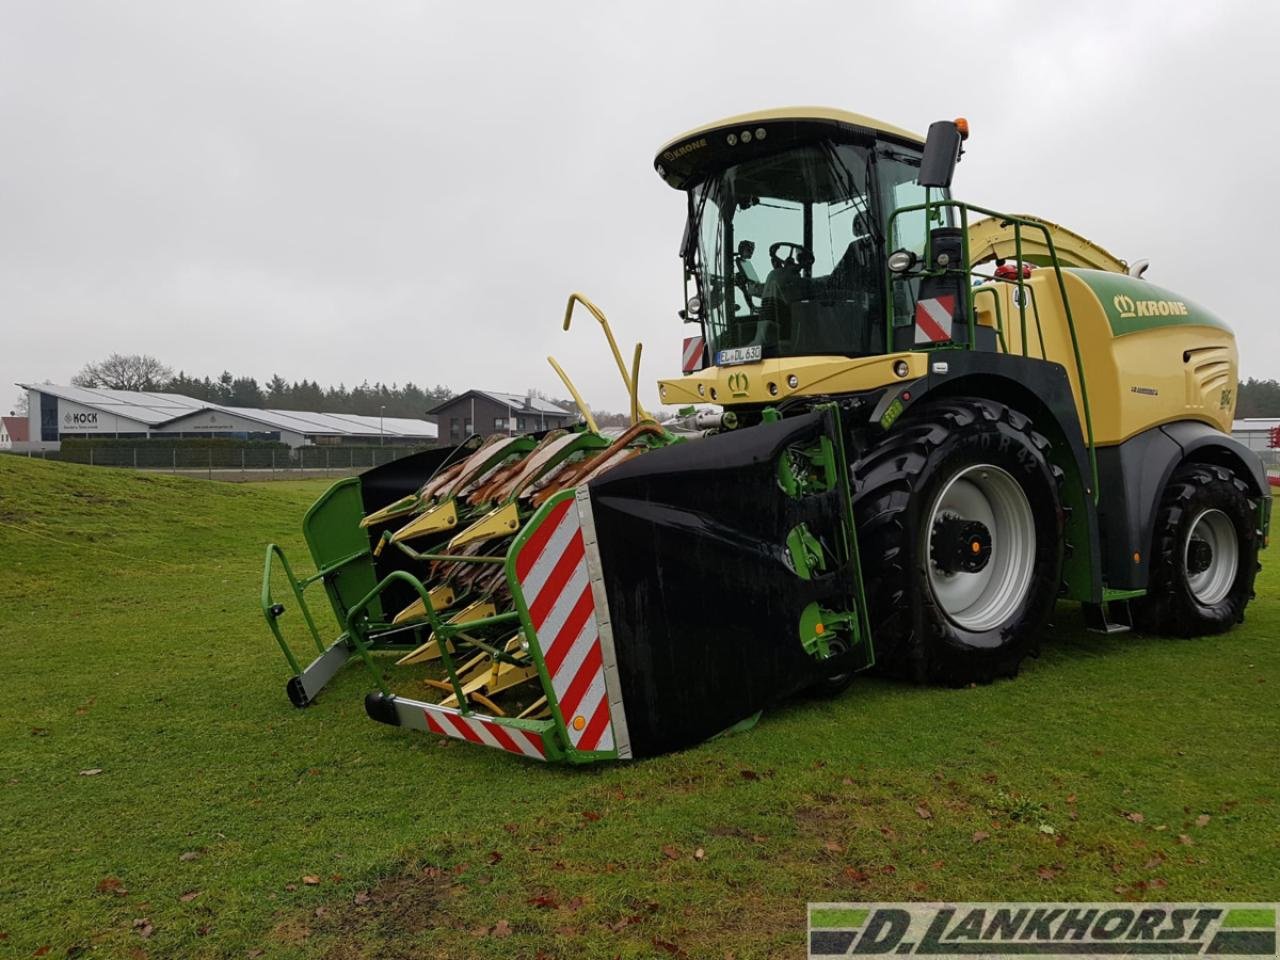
[769,242,814,270]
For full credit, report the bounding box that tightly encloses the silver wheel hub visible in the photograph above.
[1184,508,1238,605]
[925,464,1036,632]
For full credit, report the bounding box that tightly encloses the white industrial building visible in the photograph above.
[17,383,437,451]
[1232,418,1280,452]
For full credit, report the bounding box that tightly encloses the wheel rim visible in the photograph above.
[1184,508,1238,606]
[925,464,1036,633]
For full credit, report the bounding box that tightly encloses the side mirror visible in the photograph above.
[918,119,966,188]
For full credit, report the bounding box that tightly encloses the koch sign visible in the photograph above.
[60,400,107,431]
[808,903,1277,958]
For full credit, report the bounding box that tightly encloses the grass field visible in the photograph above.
[1,456,1276,959]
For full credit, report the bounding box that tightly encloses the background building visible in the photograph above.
[17,383,436,451]
[1231,418,1280,466]
[0,415,28,451]
[1231,418,1280,452]
[428,390,577,444]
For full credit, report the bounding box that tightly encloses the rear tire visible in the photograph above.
[1133,463,1258,636]
[852,398,1064,685]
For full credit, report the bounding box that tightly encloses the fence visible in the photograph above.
[5,445,429,478]
[1251,448,1280,469]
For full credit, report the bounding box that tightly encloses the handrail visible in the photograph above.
[261,544,329,674]
[885,199,1099,502]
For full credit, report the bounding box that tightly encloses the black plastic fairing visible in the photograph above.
[585,410,860,758]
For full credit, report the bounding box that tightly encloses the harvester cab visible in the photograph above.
[263,107,1270,764]
[659,110,945,372]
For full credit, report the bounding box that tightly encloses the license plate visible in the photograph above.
[716,345,762,366]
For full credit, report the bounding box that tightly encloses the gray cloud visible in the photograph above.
[2,0,1277,415]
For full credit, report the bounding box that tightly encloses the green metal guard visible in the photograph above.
[342,567,523,707]
[885,199,1100,503]
[261,543,329,676]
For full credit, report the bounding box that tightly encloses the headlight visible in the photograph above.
[887,249,917,274]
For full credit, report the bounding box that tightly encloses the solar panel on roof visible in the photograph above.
[20,385,436,438]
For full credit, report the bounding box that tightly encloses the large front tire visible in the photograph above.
[1133,463,1259,636]
[853,398,1064,685]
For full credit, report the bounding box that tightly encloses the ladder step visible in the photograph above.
[1082,599,1132,634]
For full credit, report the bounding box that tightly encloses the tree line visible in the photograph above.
[70,353,453,418]
[1237,378,1280,419]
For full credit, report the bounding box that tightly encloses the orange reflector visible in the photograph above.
[1133,552,1141,563]
[572,715,586,731]
[814,622,826,635]
[971,540,981,554]
[954,117,970,140]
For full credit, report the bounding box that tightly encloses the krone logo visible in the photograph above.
[727,372,750,395]
[1113,293,1190,320]
[662,137,708,163]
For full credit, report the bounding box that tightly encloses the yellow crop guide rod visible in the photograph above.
[562,292,652,421]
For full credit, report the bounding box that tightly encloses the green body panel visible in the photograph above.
[1066,268,1233,338]
[302,478,384,625]
[1049,443,1098,603]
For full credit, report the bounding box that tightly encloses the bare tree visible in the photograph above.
[12,390,28,416]
[71,353,173,391]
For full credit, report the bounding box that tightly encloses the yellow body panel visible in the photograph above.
[973,271,1235,444]
[392,584,456,626]
[657,352,928,407]
[359,493,420,529]
[448,501,520,549]
[394,600,497,666]
[388,498,458,544]
[657,106,924,157]
[967,216,1130,273]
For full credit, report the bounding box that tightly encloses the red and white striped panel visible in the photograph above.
[514,498,615,754]
[422,704,547,760]
[914,295,955,344]
[682,335,706,374]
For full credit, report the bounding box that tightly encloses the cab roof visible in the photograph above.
[654,106,925,190]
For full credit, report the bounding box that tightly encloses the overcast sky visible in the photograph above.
[3,1,1278,416]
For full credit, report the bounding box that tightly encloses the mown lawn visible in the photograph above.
[0,456,1276,959]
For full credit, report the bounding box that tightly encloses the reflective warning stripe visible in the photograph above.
[515,498,616,754]
[682,336,706,373]
[914,295,955,344]
[421,704,546,760]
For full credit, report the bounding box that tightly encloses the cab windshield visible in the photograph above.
[685,139,931,363]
